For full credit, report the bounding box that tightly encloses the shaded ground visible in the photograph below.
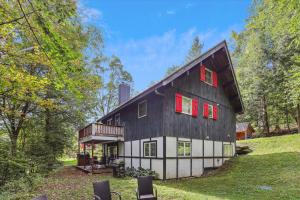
[32,134,300,200]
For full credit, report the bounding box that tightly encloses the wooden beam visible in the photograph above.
[217,64,230,73]
[229,94,239,101]
[222,80,235,88]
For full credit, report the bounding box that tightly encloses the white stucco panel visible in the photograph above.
[166,137,177,157]
[192,139,203,157]
[151,159,163,179]
[214,141,223,157]
[166,159,176,179]
[124,141,131,156]
[141,159,150,169]
[204,158,213,168]
[192,159,203,177]
[204,140,213,157]
[178,159,190,178]
[132,158,140,169]
[131,140,140,157]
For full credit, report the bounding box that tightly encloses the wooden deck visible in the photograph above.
[78,123,124,143]
[76,165,113,174]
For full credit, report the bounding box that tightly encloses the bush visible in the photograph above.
[125,167,158,179]
[0,174,43,200]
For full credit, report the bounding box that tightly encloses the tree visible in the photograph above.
[97,55,133,116]
[0,0,101,155]
[232,0,300,133]
[185,36,203,63]
[165,65,181,76]
[164,36,203,77]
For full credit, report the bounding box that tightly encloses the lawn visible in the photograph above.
[32,134,300,200]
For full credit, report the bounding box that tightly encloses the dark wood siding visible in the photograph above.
[102,93,164,141]
[102,63,236,143]
[162,63,236,142]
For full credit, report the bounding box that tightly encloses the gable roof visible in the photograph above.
[99,40,244,122]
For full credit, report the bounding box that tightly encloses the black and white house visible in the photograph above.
[78,40,243,180]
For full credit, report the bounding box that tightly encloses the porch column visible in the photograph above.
[92,141,94,173]
[83,143,86,169]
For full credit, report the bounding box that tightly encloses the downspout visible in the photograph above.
[155,87,166,180]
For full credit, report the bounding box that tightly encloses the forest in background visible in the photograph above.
[0,0,299,199]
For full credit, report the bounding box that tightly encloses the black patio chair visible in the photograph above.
[136,176,157,200]
[93,180,122,200]
[32,195,48,200]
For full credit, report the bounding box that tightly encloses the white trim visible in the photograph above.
[144,141,156,157]
[204,67,213,86]
[138,100,147,119]
[177,140,191,157]
[79,135,124,143]
[181,96,192,115]
[208,104,214,119]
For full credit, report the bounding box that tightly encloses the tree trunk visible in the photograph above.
[285,107,290,133]
[297,104,300,134]
[262,96,270,135]
[9,132,18,156]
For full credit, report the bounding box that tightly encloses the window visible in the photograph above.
[138,101,147,118]
[115,113,121,126]
[144,141,156,157]
[182,96,192,115]
[177,141,191,157]
[205,68,213,85]
[224,144,233,157]
[208,104,214,119]
[107,118,112,125]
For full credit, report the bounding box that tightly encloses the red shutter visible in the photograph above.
[213,104,218,120]
[200,65,206,81]
[175,93,182,113]
[213,71,218,87]
[203,103,209,118]
[192,98,198,117]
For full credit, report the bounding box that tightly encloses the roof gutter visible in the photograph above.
[155,88,165,97]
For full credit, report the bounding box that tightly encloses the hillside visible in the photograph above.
[23,134,300,200]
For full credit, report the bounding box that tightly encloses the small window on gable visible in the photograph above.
[115,113,121,126]
[177,141,191,157]
[138,100,147,118]
[144,141,156,157]
[107,118,112,125]
[205,68,213,85]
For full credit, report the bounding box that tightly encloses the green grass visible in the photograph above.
[32,134,300,200]
[60,158,77,166]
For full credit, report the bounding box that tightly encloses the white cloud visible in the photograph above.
[78,2,102,23]
[185,2,194,8]
[105,25,242,90]
[166,10,176,15]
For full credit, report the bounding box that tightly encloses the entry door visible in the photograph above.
[108,145,117,159]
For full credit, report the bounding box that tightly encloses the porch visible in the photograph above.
[77,123,125,174]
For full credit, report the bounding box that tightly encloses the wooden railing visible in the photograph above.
[78,123,124,140]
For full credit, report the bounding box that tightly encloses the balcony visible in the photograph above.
[78,123,124,143]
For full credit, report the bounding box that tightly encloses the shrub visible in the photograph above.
[125,167,158,179]
[0,174,43,200]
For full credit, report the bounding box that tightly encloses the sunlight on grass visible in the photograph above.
[32,134,300,200]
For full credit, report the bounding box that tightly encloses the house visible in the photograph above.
[236,122,255,140]
[77,40,244,180]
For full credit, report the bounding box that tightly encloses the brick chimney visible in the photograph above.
[118,83,130,105]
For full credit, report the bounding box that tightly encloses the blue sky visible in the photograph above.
[79,0,251,92]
